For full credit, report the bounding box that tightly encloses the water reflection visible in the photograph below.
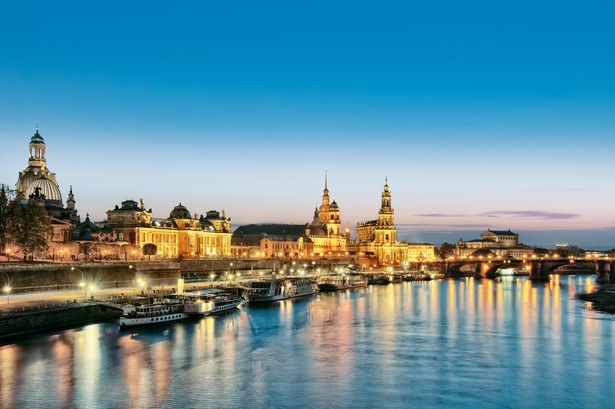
[1,278,614,408]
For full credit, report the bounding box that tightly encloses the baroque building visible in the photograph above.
[14,128,80,250]
[454,229,533,260]
[350,179,435,266]
[307,173,348,256]
[105,200,232,258]
[231,174,349,259]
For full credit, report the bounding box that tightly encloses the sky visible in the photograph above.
[1,1,614,247]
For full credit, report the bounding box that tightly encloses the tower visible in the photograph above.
[28,126,47,169]
[16,127,63,205]
[376,177,396,243]
[66,185,76,211]
[318,171,341,237]
[319,171,330,214]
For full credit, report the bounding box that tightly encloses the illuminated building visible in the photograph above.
[14,128,80,251]
[307,173,348,256]
[351,179,436,266]
[455,229,533,259]
[105,200,232,258]
[230,174,348,259]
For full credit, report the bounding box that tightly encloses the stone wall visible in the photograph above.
[0,258,353,293]
[0,303,122,339]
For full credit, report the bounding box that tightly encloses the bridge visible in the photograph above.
[423,257,615,283]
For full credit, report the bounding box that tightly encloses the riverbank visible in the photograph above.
[0,302,123,339]
[577,284,615,313]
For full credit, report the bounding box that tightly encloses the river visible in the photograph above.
[1,276,614,408]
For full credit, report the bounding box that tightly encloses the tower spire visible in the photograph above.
[324,170,328,190]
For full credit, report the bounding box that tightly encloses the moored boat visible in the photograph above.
[317,274,367,291]
[182,289,242,316]
[119,300,189,328]
[241,277,318,303]
[367,274,391,285]
[552,264,594,275]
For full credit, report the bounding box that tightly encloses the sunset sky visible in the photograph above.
[1,1,614,246]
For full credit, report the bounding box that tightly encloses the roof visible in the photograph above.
[485,229,518,236]
[169,203,191,219]
[472,248,497,257]
[30,128,45,144]
[233,224,307,238]
[185,289,226,295]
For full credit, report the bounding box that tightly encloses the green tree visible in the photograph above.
[7,198,51,260]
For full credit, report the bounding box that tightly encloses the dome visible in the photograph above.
[199,219,215,231]
[27,176,62,204]
[30,129,45,144]
[330,200,339,208]
[169,203,192,219]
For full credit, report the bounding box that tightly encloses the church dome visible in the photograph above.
[30,128,45,144]
[169,203,191,219]
[27,176,62,204]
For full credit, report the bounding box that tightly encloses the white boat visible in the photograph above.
[318,274,367,291]
[182,289,242,316]
[241,277,318,303]
[119,300,189,327]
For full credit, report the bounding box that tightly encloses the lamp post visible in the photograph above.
[2,272,10,304]
[5,248,11,263]
[71,266,87,299]
[3,285,10,304]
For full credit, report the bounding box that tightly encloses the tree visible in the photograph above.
[0,185,10,255]
[439,242,455,258]
[7,198,51,260]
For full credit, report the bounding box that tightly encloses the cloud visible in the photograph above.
[518,188,594,193]
[416,213,467,218]
[397,223,490,231]
[481,210,579,220]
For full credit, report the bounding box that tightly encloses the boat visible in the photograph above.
[241,277,318,303]
[182,289,242,316]
[552,264,594,275]
[367,274,390,285]
[317,274,367,291]
[119,300,189,328]
[402,271,430,281]
[389,274,403,283]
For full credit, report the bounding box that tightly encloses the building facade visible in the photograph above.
[106,200,232,258]
[14,128,80,256]
[455,229,533,259]
[350,179,436,266]
[230,175,349,259]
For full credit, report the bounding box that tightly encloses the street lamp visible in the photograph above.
[3,285,10,304]
[71,266,88,298]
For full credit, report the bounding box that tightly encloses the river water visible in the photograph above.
[1,276,614,409]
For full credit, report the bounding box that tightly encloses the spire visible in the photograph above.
[325,170,328,190]
[67,185,75,206]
